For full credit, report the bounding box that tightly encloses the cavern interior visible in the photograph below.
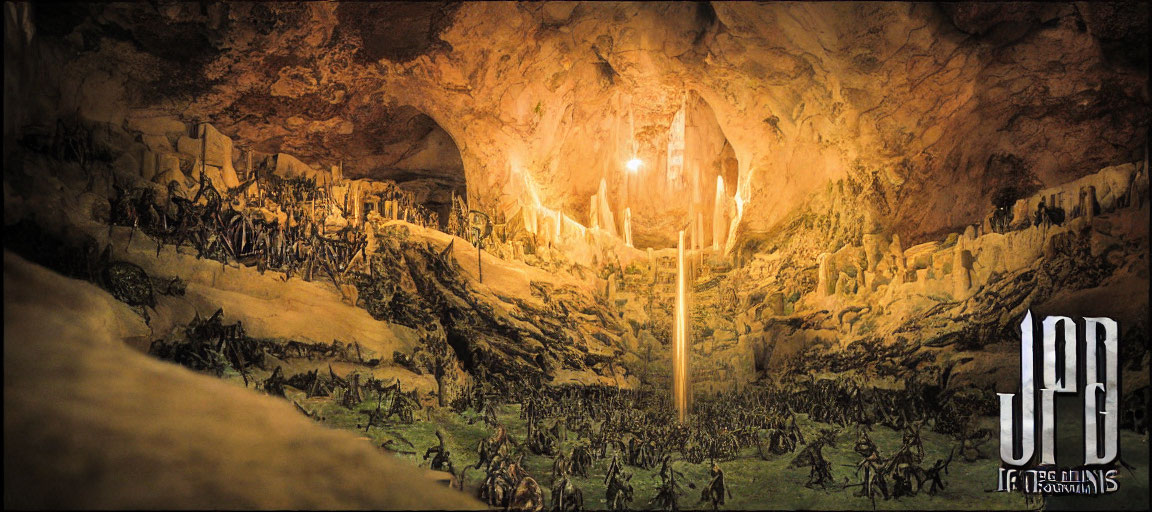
[3,2,1150,510]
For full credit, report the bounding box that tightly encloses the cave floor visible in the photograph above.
[206,370,1139,510]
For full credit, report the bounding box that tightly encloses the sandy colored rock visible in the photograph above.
[3,251,480,510]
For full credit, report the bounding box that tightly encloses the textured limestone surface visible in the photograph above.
[3,251,481,510]
[6,2,1147,250]
[2,3,1148,508]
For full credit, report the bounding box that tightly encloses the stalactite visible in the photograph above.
[713,176,726,251]
[624,207,633,247]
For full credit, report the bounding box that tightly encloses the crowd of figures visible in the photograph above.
[142,305,424,420]
[418,366,1021,512]
[104,169,483,290]
[34,145,1139,512]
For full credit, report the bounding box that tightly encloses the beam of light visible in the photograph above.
[674,229,689,423]
[626,157,643,173]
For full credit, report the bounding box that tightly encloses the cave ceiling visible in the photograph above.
[22,1,1150,248]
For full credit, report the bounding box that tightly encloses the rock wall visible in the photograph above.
[808,161,1146,308]
[723,160,1149,388]
[6,2,1145,252]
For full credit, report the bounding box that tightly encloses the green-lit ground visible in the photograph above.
[305,396,1030,510]
[211,368,1139,510]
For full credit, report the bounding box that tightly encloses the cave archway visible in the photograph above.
[344,105,466,228]
[685,92,740,250]
[626,92,738,249]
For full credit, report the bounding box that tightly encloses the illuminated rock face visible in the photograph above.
[3,4,1148,506]
[7,2,1145,251]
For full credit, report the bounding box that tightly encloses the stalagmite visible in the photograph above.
[595,178,617,236]
[589,195,599,230]
[624,207,633,247]
[365,223,377,254]
[862,233,885,271]
[555,209,562,244]
[817,253,833,296]
[353,182,361,226]
[199,122,207,183]
[953,238,973,300]
[696,211,704,252]
[1082,185,1097,221]
[713,176,726,251]
[889,234,906,277]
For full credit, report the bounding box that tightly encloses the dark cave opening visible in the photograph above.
[445,329,476,373]
[348,106,466,229]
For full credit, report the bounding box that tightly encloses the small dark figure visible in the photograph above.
[650,455,684,511]
[924,449,954,495]
[551,453,569,481]
[550,466,583,511]
[605,470,633,511]
[342,373,363,408]
[1034,200,1048,228]
[790,429,836,489]
[604,453,622,485]
[263,366,286,397]
[424,430,456,475]
[570,442,592,478]
[854,441,888,501]
[699,462,732,511]
[97,245,156,311]
[991,205,1013,233]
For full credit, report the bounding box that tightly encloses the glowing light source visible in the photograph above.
[626,158,643,173]
[674,230,689,422]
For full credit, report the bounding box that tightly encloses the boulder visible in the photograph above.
[835,271,855,295]
[904,241,938,270]
[861,233,887,271]
[112,149,140,181]
[197,125,232,169]
[141,134,173,153]
[176,135,200,157]
[964,225,977,240]
[274,153,332,185]
[1094,163,1136,211]
[765,292,785,316]
[152,154,187,191]
[140,150,157,182]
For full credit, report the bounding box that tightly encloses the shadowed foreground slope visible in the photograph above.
[3,251,481,510]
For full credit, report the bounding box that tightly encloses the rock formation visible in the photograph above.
[2,2,1148,509]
